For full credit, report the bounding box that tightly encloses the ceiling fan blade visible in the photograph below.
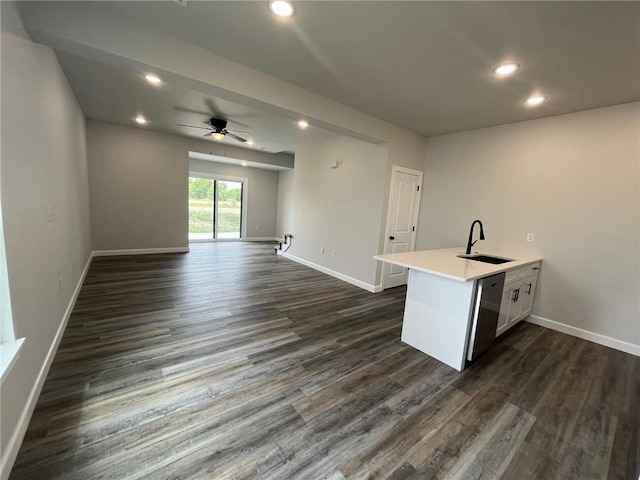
[173,106,211,116]
[225,118,251,128]
[203,132,213,137]
[204,97,221,116]
[226,132,247,143]
[226,128,251,135]
[178,123,212,130]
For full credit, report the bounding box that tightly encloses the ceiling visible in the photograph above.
[19,1,640,149]
[189,152,291,171]
[54,51,338,154]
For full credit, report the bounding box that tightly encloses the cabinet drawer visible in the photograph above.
[528,262,541,276]
[504,269,519,284]
[505,262,541,286]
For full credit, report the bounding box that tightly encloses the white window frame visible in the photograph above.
[0,198,24,381]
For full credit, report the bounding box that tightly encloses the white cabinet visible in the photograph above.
[519,276,538,318]
[496,289,512,334]
[496,262,540,337]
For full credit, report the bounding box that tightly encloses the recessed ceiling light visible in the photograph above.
[494,63,519,76]
[298,120,308,129]
[144,74,162,84]
[241,162,248,167]
[247,140,255,145]
[525,95,546,106]
[135,115,147,124]
[268,0,294,17]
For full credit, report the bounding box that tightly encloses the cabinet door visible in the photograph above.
[508,284,522,325]
[496,286,515,336]
[518,276,538,320]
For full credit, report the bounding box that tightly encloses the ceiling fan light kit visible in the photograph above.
[179,117,250,143]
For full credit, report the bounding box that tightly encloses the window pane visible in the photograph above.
[188,177,214,240]
[217,180,241,239]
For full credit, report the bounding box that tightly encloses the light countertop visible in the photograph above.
[374,247,542,282]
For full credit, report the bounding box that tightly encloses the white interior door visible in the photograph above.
[381,166,423,289]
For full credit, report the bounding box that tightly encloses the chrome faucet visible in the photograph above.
[466,220,485,255]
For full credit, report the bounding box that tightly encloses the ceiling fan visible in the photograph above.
[178,117,250,143]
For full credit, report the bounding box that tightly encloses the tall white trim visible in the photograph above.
[0,252,94,480]
[527,315,640,357]
[92,247,189,257]
[283,253,382,293]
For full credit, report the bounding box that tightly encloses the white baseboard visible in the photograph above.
[92,246,189,257]
[189,238,278,244]
[0,252,94,480]
[527,315,640,357]
[244,237,279,242]
[283,253,380,293]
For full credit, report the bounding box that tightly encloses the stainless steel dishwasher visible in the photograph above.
[466,272,506,362]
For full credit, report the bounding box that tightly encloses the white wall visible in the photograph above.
[189,158,281,239]
[0,27,92,476]
[417,103,640,348]
[87,120,292,250]
[276,170,294,239]
[287,137,388,290]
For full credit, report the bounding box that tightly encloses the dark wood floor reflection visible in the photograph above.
[10,242,640,479]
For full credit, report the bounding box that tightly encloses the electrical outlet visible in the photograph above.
[59,277,63,290]
[320,247,325,254]
[332,250,336,258]
[526,233,535,243]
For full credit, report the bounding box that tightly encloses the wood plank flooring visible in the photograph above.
[10,242,640,479]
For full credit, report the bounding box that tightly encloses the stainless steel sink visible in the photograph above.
[457,254,514,265]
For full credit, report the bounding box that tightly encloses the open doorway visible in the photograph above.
[188,175,245,241]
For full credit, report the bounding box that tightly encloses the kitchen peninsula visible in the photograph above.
[375,248,542,371]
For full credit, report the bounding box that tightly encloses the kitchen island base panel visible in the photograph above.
[401,269,476,371]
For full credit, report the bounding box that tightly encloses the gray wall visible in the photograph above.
[17,0,430,246]
[189,159,280,239]
[417,102,640,347]
[0,27,92,469]
[87,120,291,250]
[87,121,188,251]
[287,137,388,288]
[276,170,294,239]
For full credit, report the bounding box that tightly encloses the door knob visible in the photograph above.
[389,236,395,240]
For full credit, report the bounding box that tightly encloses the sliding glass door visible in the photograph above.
[216,180,242,239]
[188,176,243,241]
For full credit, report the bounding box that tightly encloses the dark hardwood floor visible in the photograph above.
[10,242,640,479]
